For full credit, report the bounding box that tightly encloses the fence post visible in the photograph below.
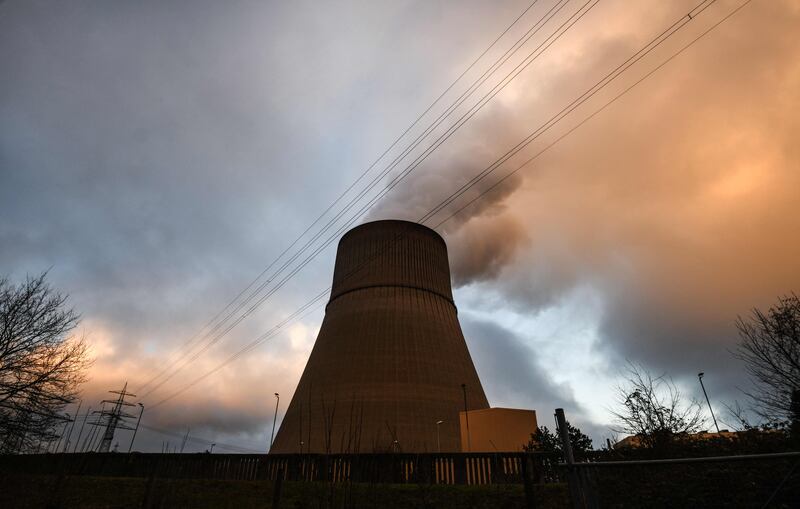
[555,408,597,509]
[520,453,536,509]
[272,466,284,509]
[453,454,467,484]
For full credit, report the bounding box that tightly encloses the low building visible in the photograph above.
[614,429,742,449]
[459,408,538,452]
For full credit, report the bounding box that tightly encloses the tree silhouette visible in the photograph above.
[611,362,704,450]
[734,294,800,425]
[0,273,90,453]
[524,424,593,458]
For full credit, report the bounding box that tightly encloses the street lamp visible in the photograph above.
[697,373,720,433]
[209,443,215,453]
[436,420,444,453]
[128,403,145,453]
[270,393,280,451]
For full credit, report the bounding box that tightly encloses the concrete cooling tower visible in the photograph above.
[271,219,489,453]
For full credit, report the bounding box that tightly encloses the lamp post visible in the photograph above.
[461,383,471,452]
[128,403,145,453]
[697,372,720,433]
[270,392,280,451]
[436,420,443,453]
[209,443,215,453]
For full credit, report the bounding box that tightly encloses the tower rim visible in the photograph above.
[338,219,446,247]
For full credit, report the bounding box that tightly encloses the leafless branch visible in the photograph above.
[733,294,800,424]
[0,273,91,453]
[610,361,705,449]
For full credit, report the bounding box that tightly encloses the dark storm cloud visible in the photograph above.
[0,0,321,335]
[461,314,606,438]
[462,314,578,411]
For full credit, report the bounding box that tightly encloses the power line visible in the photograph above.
[137,0,594,401]
[139,0,634,406]
[142,0,752,410]
[305,0,600,237]
[147,228,436,410]
[137,0,566,395]
[137,423,262,454]
[42,414,265,454]
[136,0,583,399]
[419,0,718,225]
[135,0,547,394]
[432,0,755,230]
[146,290,328,409]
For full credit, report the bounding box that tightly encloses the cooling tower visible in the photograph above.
[271,219,489,453]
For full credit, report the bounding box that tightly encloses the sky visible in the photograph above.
[1,0,798,453]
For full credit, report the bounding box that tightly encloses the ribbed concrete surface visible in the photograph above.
[271,220,489,453]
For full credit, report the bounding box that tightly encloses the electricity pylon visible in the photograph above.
[93,382,138,453]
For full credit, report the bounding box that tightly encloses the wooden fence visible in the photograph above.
[0,452,562,485]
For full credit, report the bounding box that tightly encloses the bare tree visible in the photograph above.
[0,273,91,453]
[734,294,800,425]
[610,362,704,449]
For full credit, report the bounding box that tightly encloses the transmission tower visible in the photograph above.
[91,382,138,453]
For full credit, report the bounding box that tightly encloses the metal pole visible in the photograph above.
[128,403,144,453]
[436,420,443,453]
[461,384,471,452]
[298,402,303,454]
[90,422,105,452]
[210,443,215,453]
[698,373,720,433]
[555,409,575,464]
[55,415,71,453]
[556,408,592,509]
[82,414,100,453]
[63,401,81,452]
[180,427,190,453]
[83,403,105,452]
[270,392,280,451]
[73,406,91,453]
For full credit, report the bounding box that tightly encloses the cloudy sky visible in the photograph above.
[1,0,798,452]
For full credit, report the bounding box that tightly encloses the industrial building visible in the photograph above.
[271,220,535,453]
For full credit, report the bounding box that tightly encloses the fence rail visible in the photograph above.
[562,451,800,509]
[0,452,562,485]
[3,450,798,507]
